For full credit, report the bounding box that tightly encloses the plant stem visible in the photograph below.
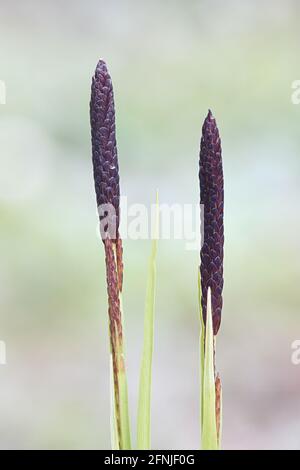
[105,240,131,449]
[137,193,159,450]
[200,287,221,450]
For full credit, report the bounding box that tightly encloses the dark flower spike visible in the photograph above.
[90,60,130,449]
[90,59,123,289]
[199,110,224,335]
[90,59,120,242]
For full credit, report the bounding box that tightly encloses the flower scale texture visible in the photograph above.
[90,60,120,240]
[199,110,224,335]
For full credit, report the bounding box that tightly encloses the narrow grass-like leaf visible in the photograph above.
[201,288,218,450]
[198,269,204,436]
[137,193,159,450]
[215,373,222,448]
[115,319,131,450]
[219,383,223,447]
[110,355,119,450]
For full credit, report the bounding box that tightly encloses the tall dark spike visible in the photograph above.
[199,110,224,335]
[90,60,120,241]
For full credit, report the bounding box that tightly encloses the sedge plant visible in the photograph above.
[90,60,131,449]
[90,60,158,450]
[199,110,224,450]
[90,60,225,450]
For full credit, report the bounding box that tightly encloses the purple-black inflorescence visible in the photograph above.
[199,110,224,335]
[90,60,120,241]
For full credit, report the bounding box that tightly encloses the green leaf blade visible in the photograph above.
[201,287,219,450]
[110,354,119,450]
[137,193,159,450]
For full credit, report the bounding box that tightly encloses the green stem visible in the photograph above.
[137,192,159,450]
[200,287,219,450]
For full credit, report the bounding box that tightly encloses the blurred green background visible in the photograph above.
[1,0,300,450]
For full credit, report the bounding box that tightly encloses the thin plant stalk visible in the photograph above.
[90,60,131,449]
[137,193,159,450]
[200,288,219,450]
